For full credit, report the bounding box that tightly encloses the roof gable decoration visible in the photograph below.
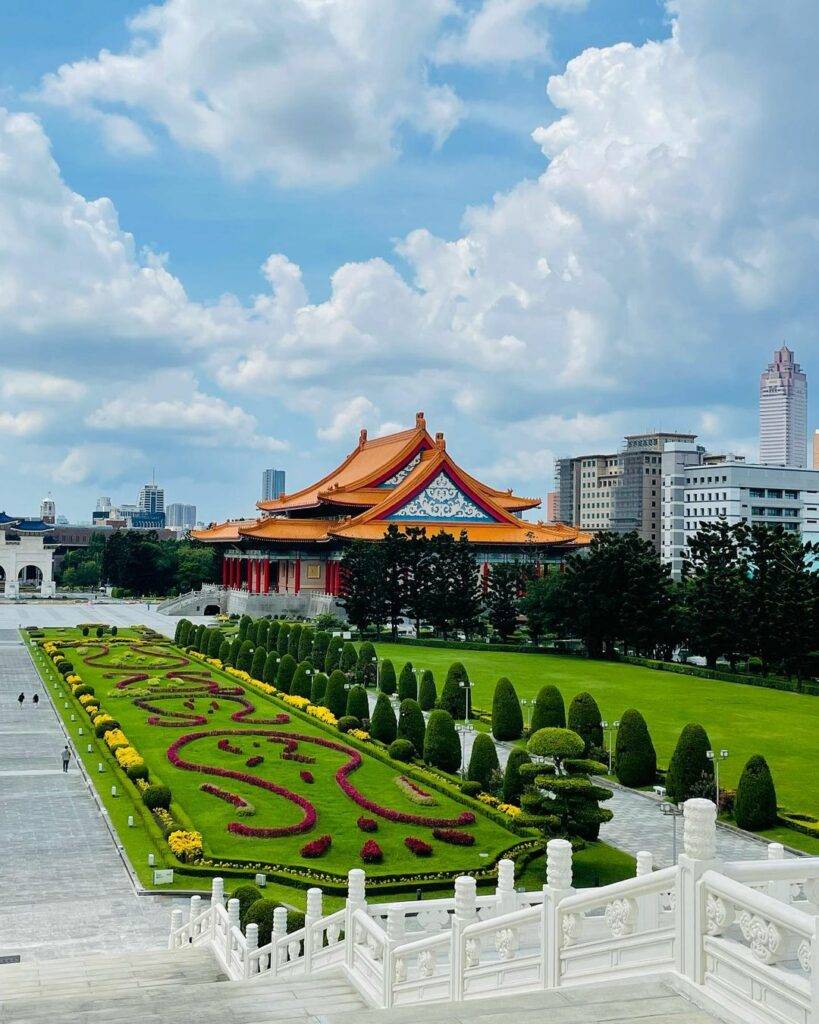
[377,450,422,488]
[388,470,498,523]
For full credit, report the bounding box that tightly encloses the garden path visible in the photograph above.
[0,599,211,638]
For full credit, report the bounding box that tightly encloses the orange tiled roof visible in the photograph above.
[190,519,256,542]
[238,518,335,542]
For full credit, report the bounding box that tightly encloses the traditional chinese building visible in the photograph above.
[0,513,57,597]
[192,414,589,616]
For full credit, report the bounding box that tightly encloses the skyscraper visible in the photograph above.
[138,482,165,514]
[759,345,807,467]
[262,468,286,502]
[166,503,197,530]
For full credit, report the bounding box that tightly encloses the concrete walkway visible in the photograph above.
[0,632,184,962]
[0,599,211,639]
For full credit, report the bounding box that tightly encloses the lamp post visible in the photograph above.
[457,722,475,776]
[521,698,533,732]
[659,793,684,864]
[371,656,379,692]
[601,719,620,774]
[459,678,473,723]
[707,748,729,811]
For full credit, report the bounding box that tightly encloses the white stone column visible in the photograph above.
[636,851,659,932]
[677,798,719,984]
[245,923,258,978]
[766,842,790,904]
[543,838,574,989]
[168,907,183,949]
[304,887,323,970]
[495,858,517,915]
[272,906,288,976]
[345,869,367,971]
[451,875,477,1000]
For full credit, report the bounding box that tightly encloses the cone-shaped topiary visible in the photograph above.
[418,669,437,711]
[246,620,259,646]
[175,618,191,645]
[323,670,347,719]
[277,623,291,656]
[238,615,252,642]
[232,884,263,926]
[665,723,713,804]
[263,651,279,686]
[324,636,344,674]
[297,627,313,662]
[226,637,241,667]
[615,708,657,787]
[397,698,425,755]
[207,629,223,658]
[312,630,330,667]
[439,662,469,719]
[567,692,603,754]
[256,620,269,650]
[310,671,328,705]
[502,747,531,805]
[467,732,500,790]
[734,754,778,831]
[250,647,267,681]
[218,639,230,663]
[346,684,369,721]
[290,660,313,699]
[355,641,377,687]
[276,653,297,694]
[266,620,280,651]
[398,662,418,701]
[287,624,303,660]
[378,659,396,695]
[236,640,254,674]
[423,709,460,773]
[369,693,397,745]
[530,685,565,731]
[340,642,358,674]
[491,677,523,741]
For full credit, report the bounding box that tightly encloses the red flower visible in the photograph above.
[246,755,263,767]
[300,770,314,784]
[301,834,331,858]
[200,782,249,809]
[432,828,475,846]
[404,836,433,857]
[357,816,378,832]
[218,738,242,754]
[360,839,383,863]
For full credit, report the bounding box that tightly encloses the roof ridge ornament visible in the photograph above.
[415,411,426,430]
[359,428,368,446]
[435,432,446,451]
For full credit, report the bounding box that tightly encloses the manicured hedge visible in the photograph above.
[439,662,468,719]
[491,677,523,740]
[530,684,565,731]
[665,723,713,803]
[398,662,418,701]
[379,659,396,695]
[290,660,314,699]
[621,655,819,696]
[310,671,328,705]
[614,708,657,788]
[466,732,499,790]
[397,698,425,755]
[370,693,397,745]
[735,754,778,831]
[418,669,437,711]
[276,654,297,693]
[345,684,369,721]
[423,709,460,773]
[502,747,531,805]
[567,692,603,754]
[323,670,348,719]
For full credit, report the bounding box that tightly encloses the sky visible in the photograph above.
[1,0,817,524]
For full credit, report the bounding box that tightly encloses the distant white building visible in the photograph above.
[0,514,56,597]
[138,483,165,514]
[166,503,197,530]
[759,345,807,467]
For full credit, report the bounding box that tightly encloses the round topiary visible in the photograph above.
[310,671,328,705]
[527,727,584,762]
[345,684,369,721]
[276,654,297,693]
[418,669,437,711]
[734,754,778,831]
[397,698,426,755]
[388,738,415,762]
[73,684,95,698]
[567,692,603,754]
[340,641,358,674]
[125,762,149,782]
[244,898,281,945]
[502,747,531,805]
[250,646,267,681]
[491,677,523,741]
[262,651,279,686]
[665,723,713,804]
[369,693,397,745]
[323,670,348,719]
[397,662,417,702]
[236,640,254,674]
[290,660,314,699]
[232,883,263,926]
[378,659,396,695]
[142,783,172,810]
[466,732,500,790]
[461,780,482,797]
[530,685,565,731]
[355,641,377,687]
[615,708,657,788]
[439,662,469,719]
[423,709,460,773]
[337,715,361,733]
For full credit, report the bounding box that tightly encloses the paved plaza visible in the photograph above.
[0,598,211,639]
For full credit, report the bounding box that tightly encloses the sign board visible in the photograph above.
[153,869,174,885]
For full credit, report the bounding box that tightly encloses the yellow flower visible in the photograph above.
[168,829,203,862]
[66,674,82,685]
[78,693,95,706]
[497,802,522,817]
[283,694,310,709]
[105,728,129,750]
[349,729,370,741]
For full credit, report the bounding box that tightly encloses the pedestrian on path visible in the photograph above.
[17,692,25,709]
[33,693,39,708]
[61,746,71,772]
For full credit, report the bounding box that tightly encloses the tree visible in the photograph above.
[250,647,267,681]
[519,574,567,644]
[439,662,468,719]
[310,672,328,704]
[530,685,565,732]
[378,659,396,695]
[425,531,459,636]
[263,651,279,686]
[323,670,347,719]
[665,723,713,804]
[614,709,656,787]
[369,694,397,744]
[734,754,778,831]
[502,747,531,805]
[312,630,330,667]
[418,669,437,711]
[355,641,377,687]
[246,620,259,646]
[423,710,460,772]
[346,684,369,721]
[297,626,313,662]
[324,636,344,674]
[397,699,425,755]
[276,654,297,693]
[238,615,252,643]
[226,637,241,667]
[236,640,254,673]
[467,732,500,790]
[491,677,523,740]
[175,618,191,645]
[256,619,270,650]
[277,623,291,657]
[403,526,432,637]
[450,531,482,638]
[381,525,408,638]
[287,624,303,660]
[340,542,387,634]
[567,692,603,754]
[266,620,281,651]
[486,562,523,641]
[207,629,222,658]
[340,641,358,674]
[397,662,417,701]
[290,661,313,698]
[218,639,230,663]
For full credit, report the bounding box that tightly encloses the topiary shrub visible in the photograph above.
[734,754,778,831]
[266,620,281,651]
[355,641,377,687]
[290,660,314,699]
[370,693,397,745]
[467,732,500,790]
[244,898,280,945]
[615,708,657,788]
[397,698,425,755]
[232,883,263,926]
[310,671,328,705]
[218,640,230,663]
[142,783,172,810]
[125,762,149,782]
[461,780,482,797]
[94,718,120,738]
[345,684,369,721]
[250,647,267,681]
[502,747,531,805]
[388,738,415,762]
[567,692,603,754]
[491,677,523,740]
[277,623,291,657]
[208,629,223,658]
[246,620,259,647]
[236,640,254,674]
[423,709,460,773]
[262,651,279,685]
[73,684,95,698]
[238,615,252,642]
[226,638,241,667]
[323,670,348,719]
[337,715,361,733]
[276,654,297,693]
[398,662,417,701]
[340,641,358,674]
[527,727,584,761]
[324,636,344,674]
[312,630,330,668]
[287,624,303,660]
[439,662,468,719]
[418,669,437,711]
[665,723,713,804]
[378,659,396,695]
[256,620,269,650]
[297,627,313,663]
[81,625,90,638]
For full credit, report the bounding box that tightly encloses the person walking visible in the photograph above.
[32,693,39,709]
[17,692,25,709]
[61,746,71,772]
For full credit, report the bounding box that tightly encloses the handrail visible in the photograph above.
[700,870,816,938]
[559,865,678,912]
[392,929,451,958]
[460,902,540,939]
[723,858,819,883]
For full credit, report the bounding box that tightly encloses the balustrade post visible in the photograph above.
[345,869,367,971]
[635,851,659,932]
[169,907,183,949]
[245,923,258,979]
[495,858,517,915]
[189,893,202,942]
[452,875,477,1001]
[543,838,574,989]
[678,798,719,985]
[809,918,819,1024]
[272,907,288,977]
[227,898,241,972]
[211,877,224,939]
[767,843,790,904]
[304,887,323,971]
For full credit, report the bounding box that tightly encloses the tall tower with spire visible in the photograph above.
[759,345,807,467]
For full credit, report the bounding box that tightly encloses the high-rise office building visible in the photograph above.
[96,496,112,513]
[138,482,165,514]
[40,494,56,524]
[759,345,807,467]
[166,503,197,530]
[262,468,286,502]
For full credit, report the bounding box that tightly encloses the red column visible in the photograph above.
[253,559,260,594]
[229,559,235,589]
[294,559,301,595]
[262,560,270,594]
[234,559,240,589]
[324,560,331,595]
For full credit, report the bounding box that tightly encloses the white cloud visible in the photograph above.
[53,444,147,485]
[318,397,379,442]
[0,411,47,436]
[1,371,85,401]
[37,0,464,186]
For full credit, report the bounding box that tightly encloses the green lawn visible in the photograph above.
[373,643,818,815]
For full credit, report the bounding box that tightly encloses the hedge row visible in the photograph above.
[621,656,819,696]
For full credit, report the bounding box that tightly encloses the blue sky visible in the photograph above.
[1,0,817,523]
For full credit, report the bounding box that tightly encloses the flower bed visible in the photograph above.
[404,836,433,857]
[300,770,314,784]
[432,828,475,846]
[168,829,203,862]
[200,782,254,816]
[357,816,378,832]
[245,755,263,768]
[394,775,437,806]
[361,839,383,863]
[218,738,242,754]
[301,834,332,858]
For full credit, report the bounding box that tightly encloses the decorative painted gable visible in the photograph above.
[378,451,422,487]
[388,471,496,522]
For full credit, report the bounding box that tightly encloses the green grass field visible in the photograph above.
[373,643,818,815]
